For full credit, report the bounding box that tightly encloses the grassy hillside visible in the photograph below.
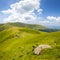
[0,22,59,32]
[0,22,48,31]
[0,23,60,60]
[8,22,47,29]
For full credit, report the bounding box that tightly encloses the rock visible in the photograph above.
[34,44,51,55]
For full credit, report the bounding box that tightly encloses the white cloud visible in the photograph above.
[2,0,42,23]
[39,20,50,24]
[37,9,43,14]
[47,16,60,21]
[46,16,60,26]
[38,16,60,28]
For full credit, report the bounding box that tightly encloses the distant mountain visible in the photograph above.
[0,22,47,31]
[0,22,59,32]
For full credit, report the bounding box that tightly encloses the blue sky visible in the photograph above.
[41,0,60,16]
[0,0,60,28]
[0,0,20,11]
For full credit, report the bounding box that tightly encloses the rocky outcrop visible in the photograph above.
[34,44,52,55]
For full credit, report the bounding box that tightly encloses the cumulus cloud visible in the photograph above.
[46,16,60,27]
[38,16,60,28]
[39,20,50,24]
[37,9,43,14]
[2,0,42,23]
[47,16,60,21]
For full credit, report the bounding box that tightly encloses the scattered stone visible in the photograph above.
[34,44,52,55]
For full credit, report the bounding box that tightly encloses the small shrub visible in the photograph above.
[19,55,23,57]
[12,58,15,60]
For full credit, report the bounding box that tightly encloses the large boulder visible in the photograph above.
[34,44,52,55]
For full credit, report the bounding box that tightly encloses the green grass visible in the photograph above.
[0,23,60,60]
[0,22,48,31]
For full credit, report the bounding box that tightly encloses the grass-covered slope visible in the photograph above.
[0,22,59,32]
[0,22,48,31]
[8,22,47,29]
[0,23,60,60]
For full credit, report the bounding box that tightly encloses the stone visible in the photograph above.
[34,44,51,55]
